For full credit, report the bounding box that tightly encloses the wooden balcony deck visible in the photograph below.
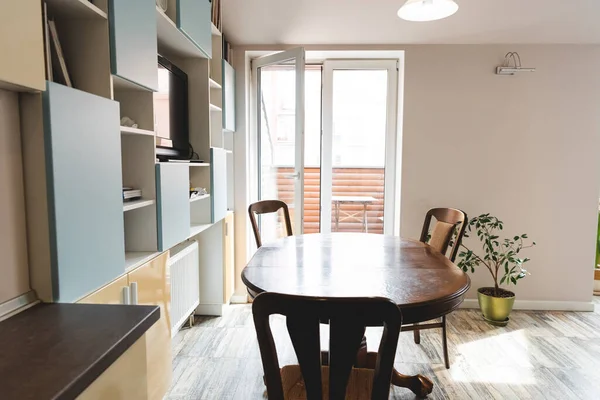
[276,167,385,234]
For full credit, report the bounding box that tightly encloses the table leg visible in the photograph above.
[362,351,433,398]
[321,337,434,398]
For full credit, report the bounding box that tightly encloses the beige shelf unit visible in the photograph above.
[46,0,112,99]
[0,1,45,91]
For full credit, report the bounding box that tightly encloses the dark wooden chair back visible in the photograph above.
[419,208,468,262]
[248,200,293,248]
[252,292,402,400]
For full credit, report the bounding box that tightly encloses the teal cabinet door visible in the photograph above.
[222,60,236,131]
[156,164,190,250]
[177,0,212,58]
[109,0,158,90]
[43,82,125,302]
[211,148,227,223]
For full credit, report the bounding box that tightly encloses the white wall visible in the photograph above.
[0,89,30,303]
[232,45,600,307]
[401,45,600,305]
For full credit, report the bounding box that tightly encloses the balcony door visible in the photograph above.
[321,60,398,235]
[252,48,306,240]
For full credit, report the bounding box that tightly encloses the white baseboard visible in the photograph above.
[230,294,248,304]
[460,299,594,312]
[195,304,225,316]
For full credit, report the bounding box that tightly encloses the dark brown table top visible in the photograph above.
[242,233,470,324]
[0,303,159,400]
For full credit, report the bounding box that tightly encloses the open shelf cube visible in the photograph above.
[125,251,161,272]
[123,199,155,212]
[45,0,108,20]
[46,3,112,99]
[190,194,210,203]
[120,126,155,137]
[156,6,208,59]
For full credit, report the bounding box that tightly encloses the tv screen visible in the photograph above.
[155,55,189,160]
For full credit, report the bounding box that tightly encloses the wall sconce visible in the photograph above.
[496,52,536,75]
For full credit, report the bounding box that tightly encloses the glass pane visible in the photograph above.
[303,66,322,234]
[258,62,296,243]
[258,64,321,241]
[330,69,388,234]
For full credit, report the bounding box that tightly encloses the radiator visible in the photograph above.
[169,240,200,337]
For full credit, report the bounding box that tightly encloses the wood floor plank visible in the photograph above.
[168,300,600,399]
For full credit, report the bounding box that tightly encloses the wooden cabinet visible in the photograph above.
[109,0,158,90]
[177,0,212,58]
[223,212,234,303]
[222,61,236,131]
[0,0,45,91]
[78,275,129,305]
[77,252,171,400]
[77,335,148,400]
[22,83,125,303]
[156,164,190,251]
[128,252,172,400]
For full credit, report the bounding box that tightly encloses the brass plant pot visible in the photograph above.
[477,287,515,326]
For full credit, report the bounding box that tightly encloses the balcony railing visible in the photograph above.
[275,167,385,234]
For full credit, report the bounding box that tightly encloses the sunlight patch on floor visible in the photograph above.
[453,329,536,385]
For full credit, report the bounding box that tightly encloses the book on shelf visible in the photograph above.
[222,36,232,64]
[123,188,142,201]
[42,3,53,81]
[212,0,221,30]
[48,20,72,87]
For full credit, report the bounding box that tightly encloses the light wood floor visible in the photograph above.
[167,299,600,399]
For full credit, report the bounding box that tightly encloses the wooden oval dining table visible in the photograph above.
[242,232,471,397]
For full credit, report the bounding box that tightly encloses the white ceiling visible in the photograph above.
[222,0,600,45]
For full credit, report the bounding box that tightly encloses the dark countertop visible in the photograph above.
[0,303,159,400]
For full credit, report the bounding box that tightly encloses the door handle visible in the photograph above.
[130,282,138,305]
[122,286,131,305]
[283,172,300,179]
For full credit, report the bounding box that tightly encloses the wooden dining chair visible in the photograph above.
[248,200,293,248]
[252,292,402,400]
[410,208,467,369]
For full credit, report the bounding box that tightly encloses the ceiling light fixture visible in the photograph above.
[397,0,459,22]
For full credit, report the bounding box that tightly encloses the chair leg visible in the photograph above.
[442,315,450,369]
[413,322,420,344]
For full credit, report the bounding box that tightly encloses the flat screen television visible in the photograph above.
[155,55,189,160]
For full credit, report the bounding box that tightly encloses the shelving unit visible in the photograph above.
[190,224,213,237]
[124,251,161,272]
[2,1,235,398]
[156,6,208,59]
[209,79,222,89]
[45,0,108,20]
[120,126,155,136]
[123,199,155,212]
[10,0,235,310]
[112,75,148,92]
[190,194,210,203]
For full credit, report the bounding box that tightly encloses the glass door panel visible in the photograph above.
[253,48,305,240]
[322,61,398,234]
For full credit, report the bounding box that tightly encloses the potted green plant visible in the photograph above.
[456,213,536,326]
